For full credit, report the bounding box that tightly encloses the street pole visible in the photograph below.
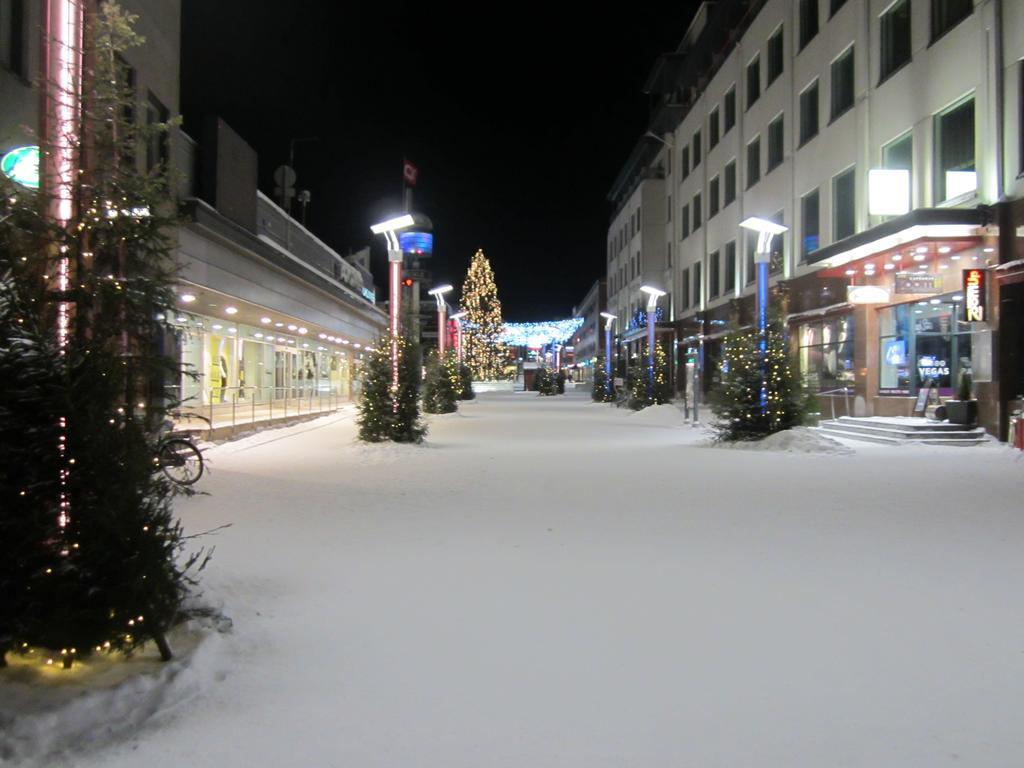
[371,215,416,411]
[740,217,787,416]
[428,285,453,357]
[601,312,617,399]
[640,287,666,402]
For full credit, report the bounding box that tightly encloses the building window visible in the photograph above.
[767,26,784,86]
[831,0,848,15]
[693,130,702,167]
[145,92,170,171]
[882,131,913,197]
[667,242,673,268]
[681,204,690,238]
[800,80,819,145]
[831,46,855,121]
[709,250,721,299]
[880,0,912,83]
[800,316,855,392]
[769,210,785,274]
[833,167,856,241]
[709,107,720,150]
[725,240,737,293]
[693,261,702,307]
[800,0,819,50]
[724,87,737,133]
[681,146,690,179]
[709,176,720,218]
[746,55,761,109]
[767,115,784,171]
[3,0,27,77]
[801,188,820,261]
[745,237,756,284]
[931,0,972,42]
[746,137,761,188]
[879,302,973,396]
[724,160,737,205]
[934,96,975,201]
[682,269,690,310]
[693,193,702,231]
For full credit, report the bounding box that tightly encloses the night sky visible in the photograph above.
[181,3,696,321]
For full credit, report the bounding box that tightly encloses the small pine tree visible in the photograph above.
[556,370,566,394]
[535,367,559,396]
[457,362,475,400]
[709,321,806,441]
[357,333,427,442]
[627,341,672,410]
[592,358,617,402]
[422,350,458,414]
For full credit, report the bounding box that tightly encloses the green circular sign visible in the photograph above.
[1,145,40,189]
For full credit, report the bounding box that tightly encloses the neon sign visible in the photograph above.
[399,231,433,255]
[1,145,40,189]
[963,269,985,322]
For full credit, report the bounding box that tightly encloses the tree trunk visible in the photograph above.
[152,630,173,661]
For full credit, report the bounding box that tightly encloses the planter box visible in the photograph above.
[944,399,978,425]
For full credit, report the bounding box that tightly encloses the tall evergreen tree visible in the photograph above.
[709,321,806,441]
[357,333,426,443]
[422,349,458,414]
[0,2,204,667]
[459,249,504,381]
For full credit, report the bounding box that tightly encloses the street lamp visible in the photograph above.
[639,285,666,399]
[600,312,617,399]
[449,311,467,364]
[427,284,453,355]
[739,216,788,412]
[370,214,415,401]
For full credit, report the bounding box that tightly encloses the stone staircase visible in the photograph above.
[818,416,989,446]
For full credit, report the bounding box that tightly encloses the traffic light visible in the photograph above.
[402,277,414,287]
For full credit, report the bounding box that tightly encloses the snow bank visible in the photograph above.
[719,426,854,455]
[0,616,231,767]
[627,403,687,426]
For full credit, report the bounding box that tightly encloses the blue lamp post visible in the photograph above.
[600,311,617,398]
[639,286,666,399]
[739,217,788,413]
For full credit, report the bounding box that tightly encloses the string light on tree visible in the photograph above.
[459,250,505,381]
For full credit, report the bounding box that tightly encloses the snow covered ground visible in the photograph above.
[5,390,1024,767]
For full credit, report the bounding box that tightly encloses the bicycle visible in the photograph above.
[157,431,205,486]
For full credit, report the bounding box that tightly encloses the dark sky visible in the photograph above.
[181,3,695,321]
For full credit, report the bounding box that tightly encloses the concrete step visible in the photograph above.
[819,418,989,446]
[818,427,902,446]
[834,416,974,433]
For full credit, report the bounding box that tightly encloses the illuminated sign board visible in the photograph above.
[963,269,986,322]
[361,287,376,303]
[894,272,939,294]
[1,145,40,189]
[399,231,433,255]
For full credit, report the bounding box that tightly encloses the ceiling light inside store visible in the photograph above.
[225,306,238,315]
[298,327,308,335]
[930,299,941,304]
[212,324,222,330]
[952,255,961,260]
[260,317,271,324]
[302,343,309,348]
[274,322,283,327]
[953,295,963,301]
[883,263,895,270]
[891,255,901,262]
[916,246,928,254]
[845,269,856,276]
[938,246,951,254]
[939,264,948,269]
[255,333,263,338]
[287,324,297,331]
[228,327,237,333]
[913,254,926,261]
[983,247,994,253]
[353,343,361,348]
[176,316,187,322]
[318,333,327,339]
[180,294,196,303]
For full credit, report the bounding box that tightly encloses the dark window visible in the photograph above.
[934,97,975,201]
[831,46,855,121]
[681,146,690,178]
[1020,65,1024,174]
[693,130,702,167]
[831,0,848,15]
[767,115,784,171]
[6,0,26,77]
[682,269,690,310]
[667,242,672,268]
[833,168,856,241]
[725,241,737,292]
[769,210,785,274]
[747,55,761,108]
[745,237,756,284]
[145,92,170,171]
[800,81,819,145]
[709,108,720,149]
[767,26,784,86]
[667,194,672,221]
[931,0,972,42]
[880,0,912,82]
[693,194,702,230]
[709,250,721,299]
[801,188,820,261]
[709,176,720,218]
[724,160,737,205]
[747,137,761,188]
[724,88,737,132]
[693,261,702,307]
[681,204,690,238]
[800,0,819,50]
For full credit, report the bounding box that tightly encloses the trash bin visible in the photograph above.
[1015,417,1024,451]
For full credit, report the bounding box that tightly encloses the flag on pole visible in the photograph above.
[403,159,418,187]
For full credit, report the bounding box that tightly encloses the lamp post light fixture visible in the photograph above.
[600,311,617,398]
[370,214,416,403]
[739,216,788,412]
[427,284,453,355]
[449,311,467,364]
[639,285,666,399]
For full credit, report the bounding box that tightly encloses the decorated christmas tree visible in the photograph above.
[592,357,616,402]
[422,349,459,414]
[357,333,426,443]
[459,249,505,381]
[534,367,559,396]
[627,340,672,410]
[0,2,204,667]
[709,320,806,441]
[457,362,475,400]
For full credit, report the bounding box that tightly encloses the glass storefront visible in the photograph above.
[798,314,854,391]
[169,313,364,406]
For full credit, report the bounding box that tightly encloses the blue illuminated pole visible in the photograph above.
[640,287,665,401]
[740,218,787,417]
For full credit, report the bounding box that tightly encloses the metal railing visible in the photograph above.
[168,386,351,433]
[817,387,853,420]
